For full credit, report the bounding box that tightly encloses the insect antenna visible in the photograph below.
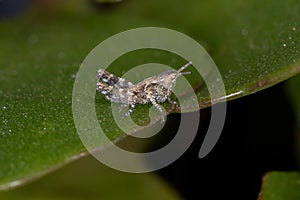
[177,61,192,76]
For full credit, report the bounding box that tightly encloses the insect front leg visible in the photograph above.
[96,82,113,100]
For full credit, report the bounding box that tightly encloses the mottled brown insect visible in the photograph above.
[96,62,192,122]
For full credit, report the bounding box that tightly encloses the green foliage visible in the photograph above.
[0,0,299,192]
[0,156,180,200]
[259,172,300,200]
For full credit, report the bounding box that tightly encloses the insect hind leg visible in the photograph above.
[150,98,166,123]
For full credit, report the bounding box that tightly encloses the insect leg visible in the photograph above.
[125,103,135,116]
[150,98,166,123]
[96,82,113,98]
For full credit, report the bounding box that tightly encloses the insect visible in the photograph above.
[96,61,192,122]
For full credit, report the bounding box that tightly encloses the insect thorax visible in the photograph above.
[128,82,171,104]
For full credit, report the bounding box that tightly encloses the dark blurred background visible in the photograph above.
[158,82,297,199]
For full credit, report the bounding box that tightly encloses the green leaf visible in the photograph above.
[117,0,300,106]
[0,155,181,200]
[0,0,300,190]
[258,171,300,200]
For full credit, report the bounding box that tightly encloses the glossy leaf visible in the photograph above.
[0,155,180,200]
[0,0,300,190]
[258,171,300,200]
